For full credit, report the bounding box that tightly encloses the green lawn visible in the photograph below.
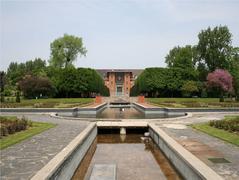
[0,120,56,150]
[191,120,239,146]
[0,98,94,108]
[146,98,239,108]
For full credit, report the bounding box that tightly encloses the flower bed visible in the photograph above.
[209,116,239,133]
[0,116,32,138]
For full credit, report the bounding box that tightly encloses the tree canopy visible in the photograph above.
[49,34,87,68]
[165,45,196,69]
[197,26,232,71]
[7,58,47,86]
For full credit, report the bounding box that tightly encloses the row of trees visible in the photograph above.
[1,34,109,101]
[132,26,239,100]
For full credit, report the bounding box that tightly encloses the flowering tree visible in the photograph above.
[207,69,233,101]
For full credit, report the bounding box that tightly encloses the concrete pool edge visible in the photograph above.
[31,123,97,180]
[0,102,107,114]
[31,122,223,180]
[149,123,223,180]
[133,102,239,114]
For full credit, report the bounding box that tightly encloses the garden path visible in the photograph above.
[155,112,239,180]
[0,114,89,180]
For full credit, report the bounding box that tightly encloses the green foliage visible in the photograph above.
[16,91,21,103]
[165,45,197,69]
[0,116,32,138]
[181,81,199,97]
[53,67,109,98]
[6,58,47,86]
[18,75,54,99]
[209,116,239,133]
[229,47,239,101]
[0,71,6,102]
[134,67,198,97]
[49,34,87,68]
[191,122,239,146]
[197,25,232,72]
[0,117,55,150]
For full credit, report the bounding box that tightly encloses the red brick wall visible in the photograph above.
[104,72,135,96]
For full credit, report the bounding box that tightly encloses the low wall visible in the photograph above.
[133,102,239,115]
[148,123,223,180]
[31,123,97,180]
[0,108,73,113]
[0,103,107,118]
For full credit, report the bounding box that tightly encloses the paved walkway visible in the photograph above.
[1,112,239,179]
[0,114,89,180]
[155,112,239,180]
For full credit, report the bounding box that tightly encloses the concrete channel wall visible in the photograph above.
[133,102,239,115]
[148,123,223,180]
[31,123,97,180]
[0,103,107,117]
[31,122,224,180]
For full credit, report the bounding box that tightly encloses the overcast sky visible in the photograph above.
[1,0,239,71]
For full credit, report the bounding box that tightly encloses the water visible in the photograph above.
[95,107,184,119]
[72,134,182,180]
[97,107,145,119]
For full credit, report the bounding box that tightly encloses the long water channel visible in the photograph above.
[72,133,182,180]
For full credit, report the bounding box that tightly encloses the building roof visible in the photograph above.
[96,69,143,77]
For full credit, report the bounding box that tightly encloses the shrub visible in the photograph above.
[209,117,239,133]
[0,116,32,138]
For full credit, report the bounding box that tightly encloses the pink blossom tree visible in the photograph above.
[207,69,233,101]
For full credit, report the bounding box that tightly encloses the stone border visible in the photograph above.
[31,123,97,180]
[31,122,224,180]
[0,103,107,116]
[133,102,239,115]
[50,112,192,122]
[148,123,223,180]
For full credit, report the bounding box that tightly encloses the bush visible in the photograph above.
[0,116,32,138]
[209,117,239,133]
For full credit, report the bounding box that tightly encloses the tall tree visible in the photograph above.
[0,71,6,102]
[49,34,87,68]
[229,47,239,100]
[7,58,47,86]
[165,45,197,69]
[197,26,232,72]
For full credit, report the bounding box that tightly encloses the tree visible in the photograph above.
[0,71,6,102]
[229,47,239,100]
[18,75,54,99]
[7,58,47,86]
[197,26,232,72]
[206,69,233,102]
[165,45,197,69]
[49,34,87,68]
[53,67,108,98]
[181,81,199,97]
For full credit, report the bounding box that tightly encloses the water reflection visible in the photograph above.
[72,134,182,180]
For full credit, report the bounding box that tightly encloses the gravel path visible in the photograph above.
[0,114,89,180]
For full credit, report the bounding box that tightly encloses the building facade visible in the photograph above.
[96,69,143,97]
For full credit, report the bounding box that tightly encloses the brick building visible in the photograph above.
[96,69,143,97]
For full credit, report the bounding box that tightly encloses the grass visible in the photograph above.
[146,98,239,108]
[191,116,239,146]
[0,98,94,108]
[0,119,56,150]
